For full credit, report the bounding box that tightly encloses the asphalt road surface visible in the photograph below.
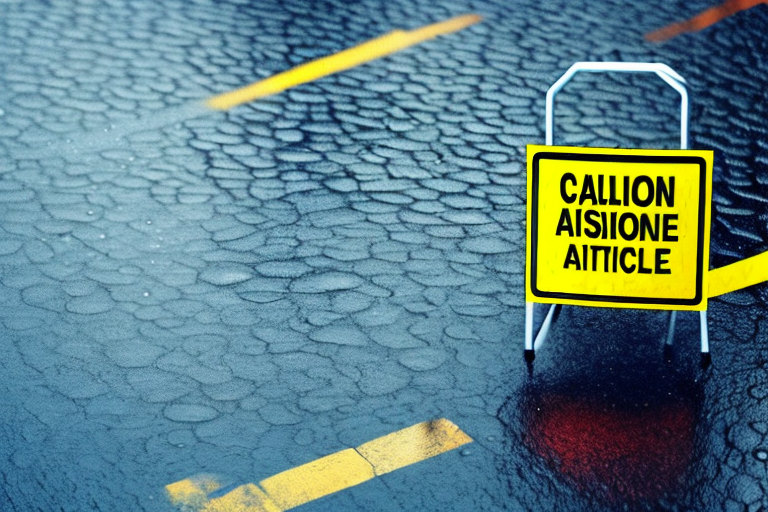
[1,0,767,511]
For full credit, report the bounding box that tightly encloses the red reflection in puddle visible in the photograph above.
[526,394,696,502]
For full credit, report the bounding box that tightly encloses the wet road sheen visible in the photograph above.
[1,0,767,511]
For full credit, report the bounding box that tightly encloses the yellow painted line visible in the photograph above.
[202,484,281,512]
[166,475,223,509]
[357,417,473,475]
[166,418,472,512]
[708,250,768,297]
[205,14,482,110]
[260,449,375,510]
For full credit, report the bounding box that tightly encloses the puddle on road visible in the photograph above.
[519,363,701,503]
[499,308,705,510]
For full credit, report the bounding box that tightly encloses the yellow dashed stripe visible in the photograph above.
[205,14,482,110]
[166,418,472,512]
[357,418,473,476]
[260,449,375,510]
[203,484,281,512]
[166,475,223,509]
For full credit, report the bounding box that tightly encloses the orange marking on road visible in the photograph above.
[645,0,767,42]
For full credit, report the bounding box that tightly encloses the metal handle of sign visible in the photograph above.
[545,62,689,149]
[526,62,709,363]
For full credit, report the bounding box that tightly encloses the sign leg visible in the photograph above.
[534,304,558,350]
[525,302,535,361]
[699,311,709,354]
[700,310,709,353]
[665,311,677,346]
[700,310,711,367]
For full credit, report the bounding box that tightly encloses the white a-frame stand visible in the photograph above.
[524,62,709,363]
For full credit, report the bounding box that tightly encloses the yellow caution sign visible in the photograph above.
[526,145,713,310]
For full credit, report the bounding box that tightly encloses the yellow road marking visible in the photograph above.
[708,250,768,297]
[357,418,473,476]
[205,14,482,110]
[166,418,472,512]
[166,475,223,509]
[202,484,281,512]
[260,449,375,510]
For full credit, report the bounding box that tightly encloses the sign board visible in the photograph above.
[526,145,713,311]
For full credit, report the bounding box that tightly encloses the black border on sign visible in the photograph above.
[530,152,707,306]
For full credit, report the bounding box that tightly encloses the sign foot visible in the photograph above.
[524,349,536,363]
[663,344,674,363]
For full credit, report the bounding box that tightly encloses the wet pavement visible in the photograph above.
[1,0,767,511]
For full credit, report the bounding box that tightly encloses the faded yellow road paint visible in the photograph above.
[260,449,375,510]
[357,418,473,475]
[166,475,222,509]
[708,251,768,297]
[645,0,767,42]
[205,14,482,110]
[202,484,281,512]
[166,418,472,512]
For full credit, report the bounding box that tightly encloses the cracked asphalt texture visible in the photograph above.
[1,0,766,511]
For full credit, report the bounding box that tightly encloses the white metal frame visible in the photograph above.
[525,61,709,359]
